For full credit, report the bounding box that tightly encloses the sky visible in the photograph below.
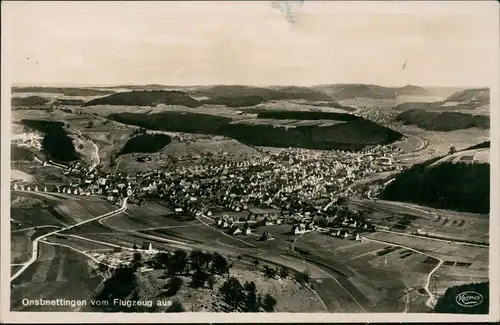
[3,1,498,87]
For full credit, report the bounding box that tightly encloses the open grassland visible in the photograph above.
[364,232,489,264]
[100,202,199,231]
[394,126,489,164]
[141,223,257,250]
[11,243,104,311]
[231,118,346,128]
[11,192,116,227]
[348,198,489,243]
[289,232,447,312]
[11,233,33,264]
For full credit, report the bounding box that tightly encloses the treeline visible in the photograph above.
[253,110,362,121]
[20,119,78,162]
[434,282,488,314]
[107,112,403,151]
[11,96,49,107]
[84,90,202,108]
[380,162,489,214]
[394,101,486,111]
[93,248,279,312]
[108,112,231,134]
[463,141,490,151]
[120,133,172,155]
[395,109,490,131]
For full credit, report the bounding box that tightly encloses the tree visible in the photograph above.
[243,281,259,312]
[132,251,142,269]
[279,266,289,278]
[170,249,188,275]
[449,146,457,154]
[166,300,185,313]
[263,265,277,279]
[207,275,215,290]
[191,269,209,288]
[153,252,170,269]
[211,252,228,275]
[132,244,137,250]
[164,276,183,296]
[219,277,246,310]
[190,249,207,271]
[295,269,310,285]
[262,293,277,312]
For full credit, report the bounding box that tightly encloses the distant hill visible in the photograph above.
[84,90,202,108]
[313,84,430,100]
[380,147,489,213]
[395,85,430,96]
[11,96,50,107]
[395,109,489,131]
[394,88,490,111]
[12,86,115,96]
[445,88,490,104]
[191,85,336,102]
[107,110,403,151]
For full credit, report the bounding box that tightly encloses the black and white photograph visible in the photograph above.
[1,1,498,323]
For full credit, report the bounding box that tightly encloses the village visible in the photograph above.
[12,141,402,244]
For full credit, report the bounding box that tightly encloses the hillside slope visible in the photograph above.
[84,90,202,108]
[380,151,489,213]
[191,85,336,103]
[395,110,489,131]
[313,84,429,100]
[107,111,403,151]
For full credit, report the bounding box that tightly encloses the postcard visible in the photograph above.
[1,0,498,323]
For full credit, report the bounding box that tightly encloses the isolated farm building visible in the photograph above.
[174,207,183,214]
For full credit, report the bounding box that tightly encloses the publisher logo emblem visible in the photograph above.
[455,291,483,308]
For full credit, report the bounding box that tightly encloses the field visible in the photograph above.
[285,230,470,312]
[231,118,346,128]
[348,198,489,244]
[99,202,196,231]
[141,223,258,250]
[364,232,489,265]
[11,192,117,227]
[11,243,104,311]
[394,125,489,164]
[430,148,489,165]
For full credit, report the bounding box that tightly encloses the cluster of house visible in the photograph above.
[12,132,43,151]
[12,138,394,240]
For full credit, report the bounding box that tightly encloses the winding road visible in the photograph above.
[10,198,128,282]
